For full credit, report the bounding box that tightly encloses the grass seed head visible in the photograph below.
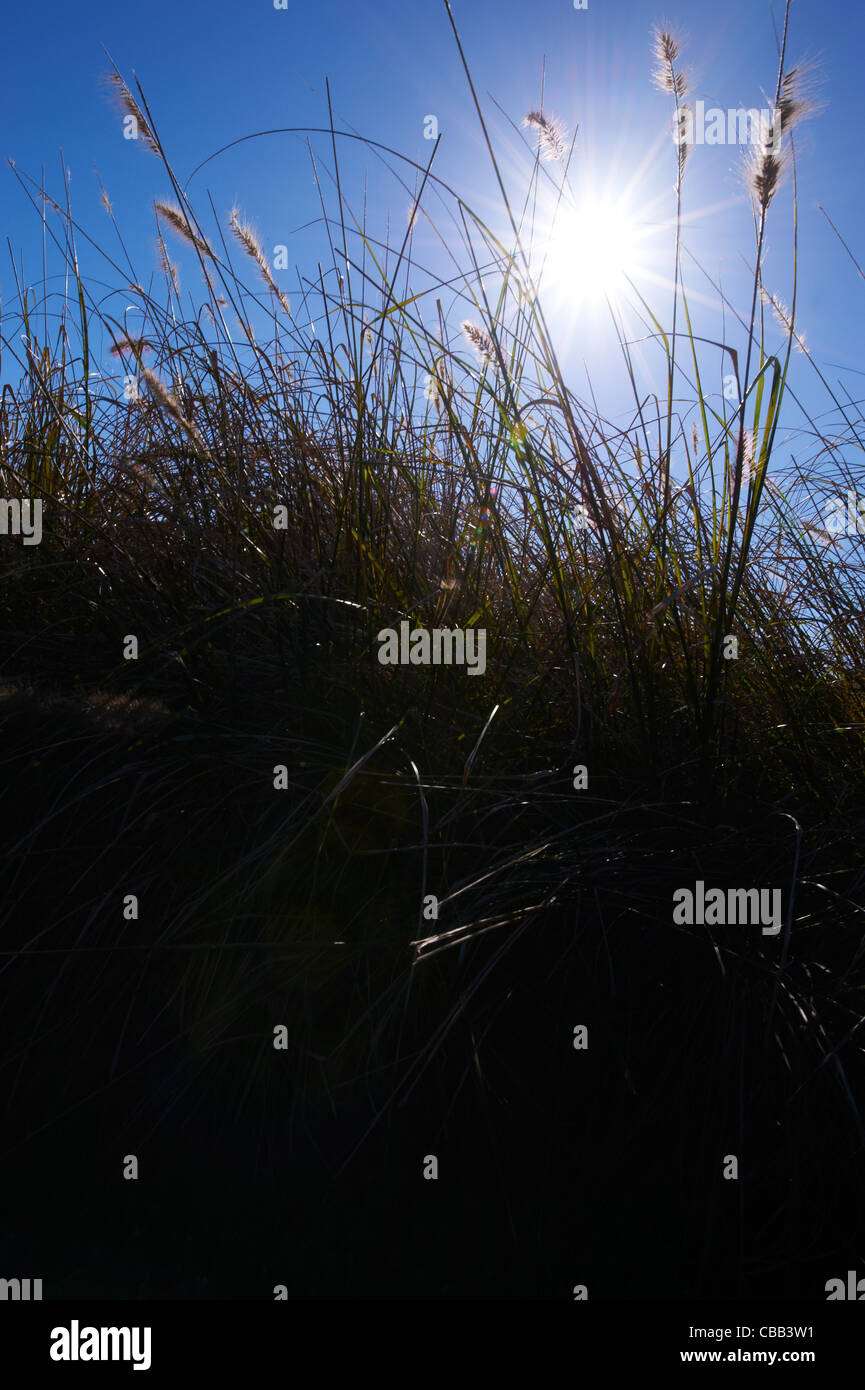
[229,207,291,316]
[461,320,499,370]
[651,26,688,98]
[154,200,214,259]
[102,69,162,156]
[522,110,568,163]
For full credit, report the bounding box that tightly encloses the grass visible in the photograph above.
[1,0,864,1298]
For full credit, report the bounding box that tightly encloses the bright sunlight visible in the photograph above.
[539,193,646,307]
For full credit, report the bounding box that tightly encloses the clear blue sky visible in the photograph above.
[2,0,863,454]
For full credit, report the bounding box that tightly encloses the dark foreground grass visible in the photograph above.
[1,2,864,1297]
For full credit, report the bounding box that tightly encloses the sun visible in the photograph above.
[538,193,645,307]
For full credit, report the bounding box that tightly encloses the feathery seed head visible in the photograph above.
[228,207,291,316]
[652,27,688,97]
[745,63,822,210]
[743,427,755,469]
[141,367,207,452]
[522,110,568,163]
[156,234,180,293]
[102,70,162,156]
[141,367,179,415]
[115,459,158,492]
[762,288,810,355]
[461,320,499,370]
[155,200,214,258]
[654,29,679,66]
[676,117,690,187]
[229,207,268,273]
[673,104,692,146]
[425,363,454,414]
[730,428,755,497]
[110,337,151,358]
[747,146,782,209]
[777,62,824,135]
[762,287,791,330]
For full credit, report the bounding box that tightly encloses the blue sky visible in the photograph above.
[2,0,863,464]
